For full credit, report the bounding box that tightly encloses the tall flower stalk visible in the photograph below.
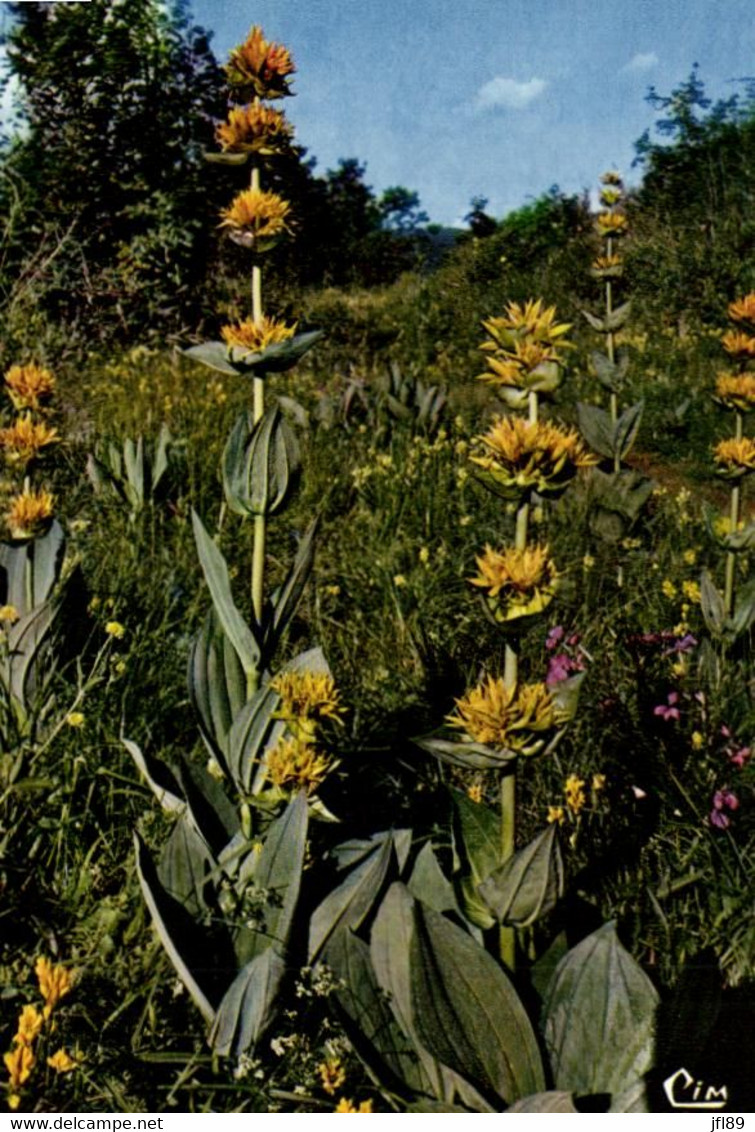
[453,299,590,968]
[712,294,755,618]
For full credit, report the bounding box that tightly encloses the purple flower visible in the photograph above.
[662,633,698,657]
[545,625,565,651]
[730,746,751,770]
[546,652,585,686]
[710,788,739,830]
[653,691,681,722]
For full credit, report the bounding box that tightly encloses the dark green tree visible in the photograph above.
[378,186,429,233]
[0,0,225,349]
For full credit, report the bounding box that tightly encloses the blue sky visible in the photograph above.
[193,0,755,226]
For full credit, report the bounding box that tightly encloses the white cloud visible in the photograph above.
[622,52,659,73]
[474,75,548,112]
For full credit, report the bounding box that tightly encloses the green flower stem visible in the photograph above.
[249,162,267,650]
[724,411,744,618]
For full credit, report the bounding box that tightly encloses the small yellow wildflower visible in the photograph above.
[467,783,483,804]
[683,549,698,565]
[691,731,705,750]
[682,580,701,604]
[0,604,19,624]
[105,621,125,639]
[418,546,430,564]
[582,554,595,570]
[4,1042,34,1093]
[4,363,55,411]
[564,774,586,815]
[14,1004,44,1047]
[325,584,341,596]
[600,170,623,185]
[319,1057,347,1096]
[547,805,565,825]
[65,712,85,729]
[35,957,74,1018]
[661,579,677,600]
[334,1098,373,1113]
[393,574,407,588]
[592,773,607,794]
[47,1049,78,1074]
[6,486,54,539]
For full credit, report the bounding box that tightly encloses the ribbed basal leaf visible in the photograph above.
[187,608,247,773]
[234,792,308,965]
[0,519,64,619]
[263,517,320,656]
[309,834,394,962]
[6,600,57,708]
[479,823,564,927]
[134,832,218,1024]
[209,948,286,1057]
[226,685,281,795]
[123,738,184,813]
[157,812,214,918]
[175,756,238,856]
[191,509,260,678]
[451,788,501,930]
[577,402,615,461]
[407,843,459,916]
[329,927,424,1098]
[542,921,659,1097]
[410,900,546,1105]
[700,570,725,635]
[614,399,644,461]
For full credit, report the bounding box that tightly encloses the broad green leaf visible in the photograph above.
[187,608,247,774]
[582,310,606,333]
[175,756,238,856]
[332,829,409,873]
[152,422,171,493]
[371,883,489,1108]
[157,812,214,917]
[479,824,564,927]
[263,517,320,656]
[235,791,308,965]
[208,948,286,1057]
[614,399,644,461]
[226,685,281,795]
[6,600,57,708]
[590,350,629,393]
[133,832,218,1024]
[226,329,324,374]
[407,843,459,915]
[123,738,184,813]
[530,931,569,1001]
[328,927,422,1098]
[222,407,300,518]
[700,570,725,636]
[577,402,615,461]
[309,834,394,962]
[184,341,240,375]
[605,300,631,331]
[507,1091,579,1112]
[0,519,64,617]
[451,788,500,886]
[410,900,546,1105]
[542,921,659,1097]
[191,509,260,678]
[416,734,517,770]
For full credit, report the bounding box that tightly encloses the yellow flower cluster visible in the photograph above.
[564,774,586,814]
[713,436,755,478]
[714,372,755,413]
[0,415,59,466]
[221,315,296,354]
[447,674,560,757]
[728,292,755,329]
[334,1098,373,1113]
[4,958,77,1110]
[219,187,293,249]
[471,416,597,498]
[3,364,55,412]
[6,486,54,540]
[216,101,294,155]
[478,299,572,397]
[225,25,296,99]
[319,1057,347,1096]
[469,543,559,624]
[267,670,345,794]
